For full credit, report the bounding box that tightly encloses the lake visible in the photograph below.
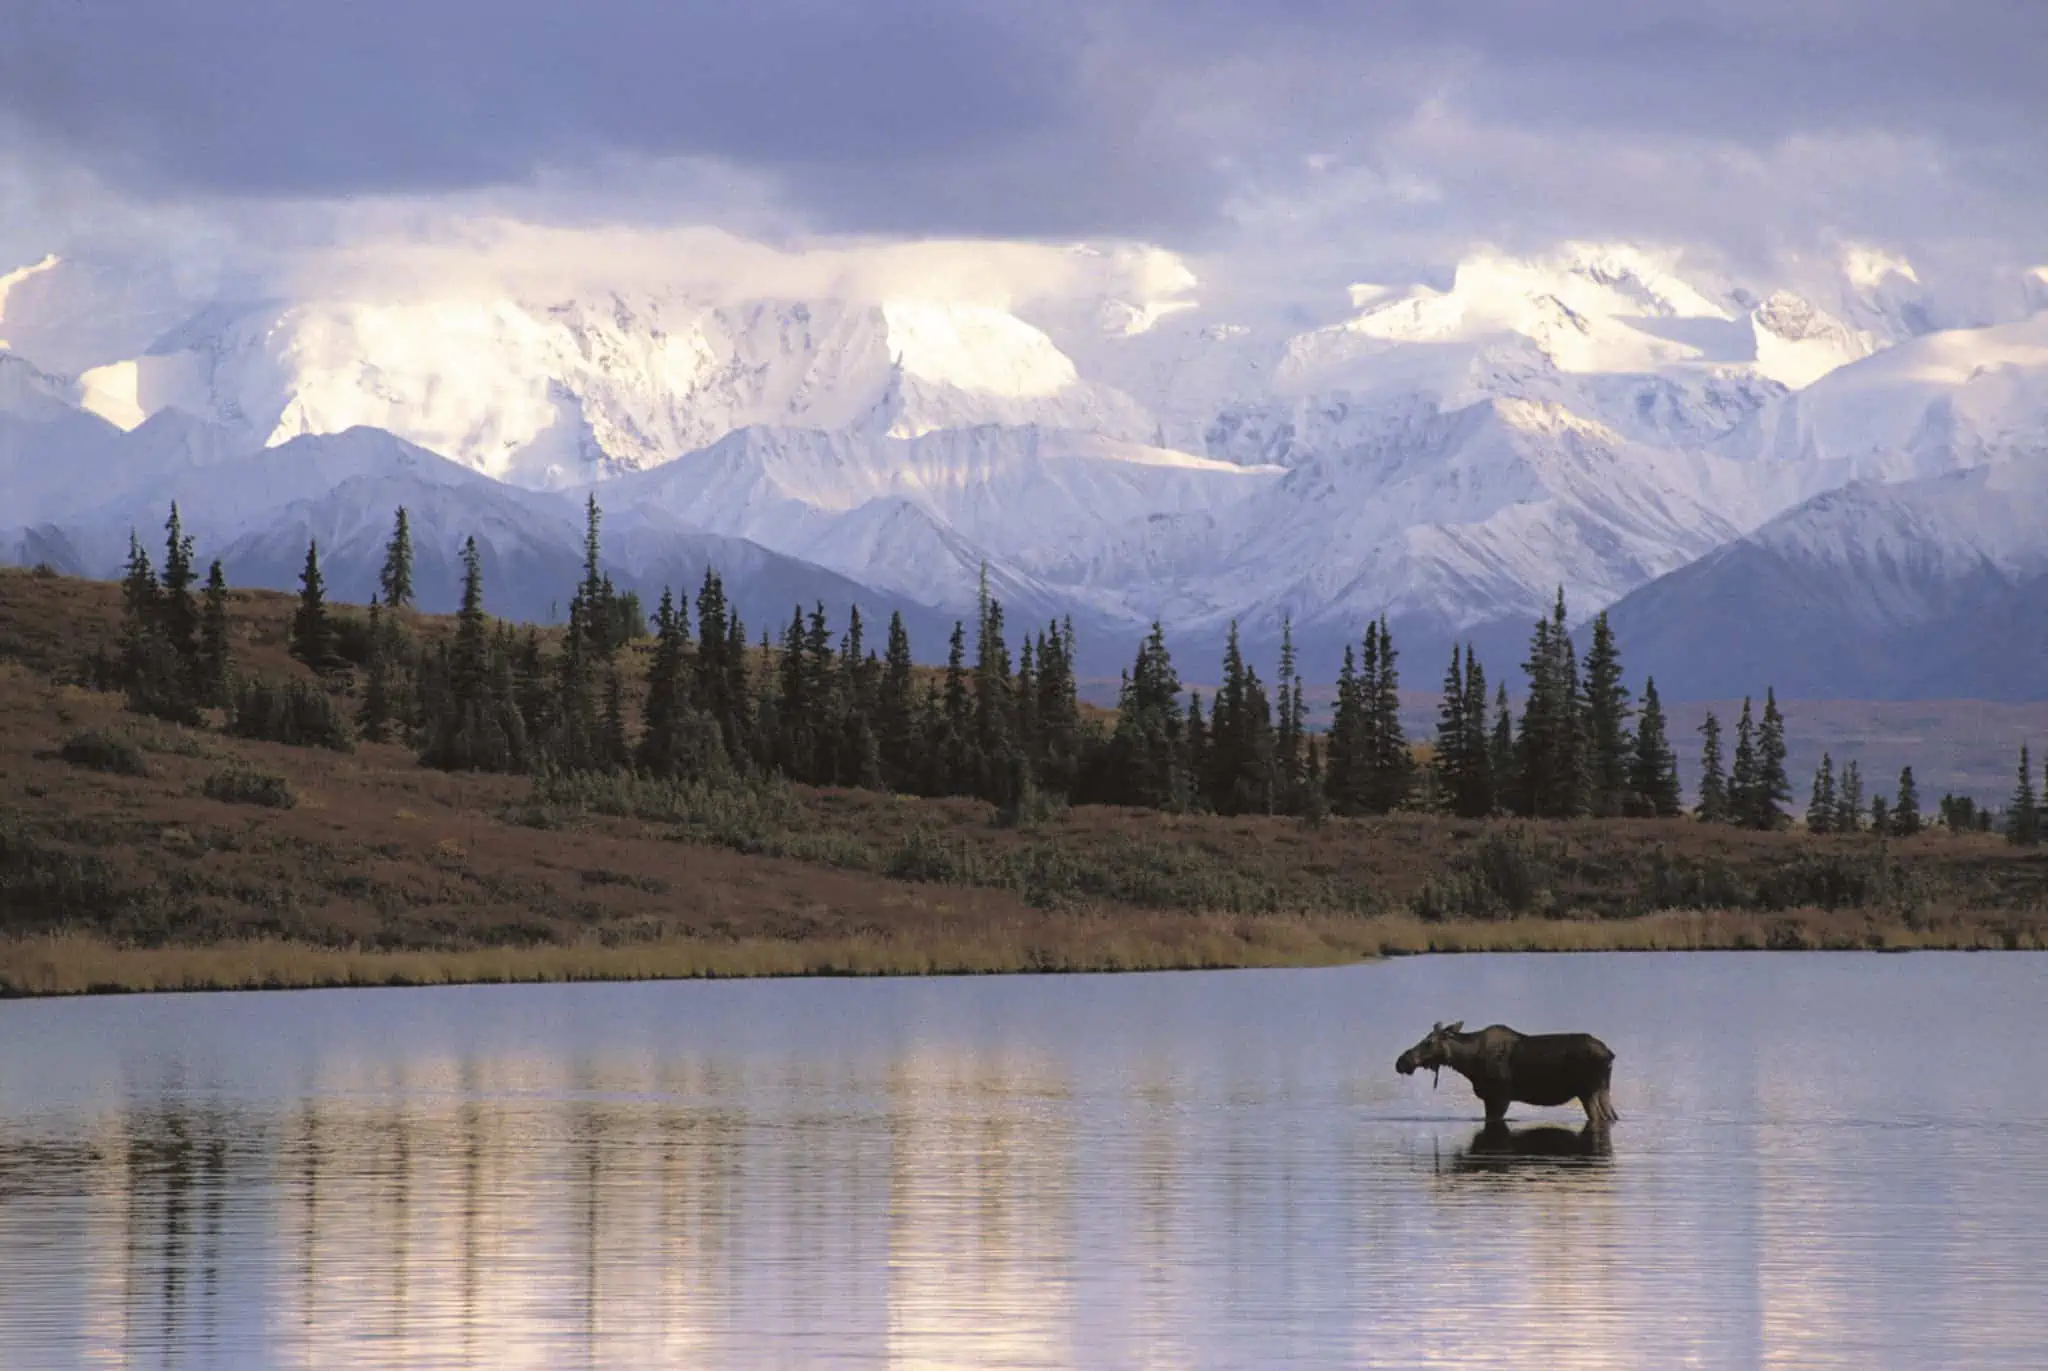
[2,953,2044,1369]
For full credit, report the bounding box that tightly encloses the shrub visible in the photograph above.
[1412,827,1561,921]
[58,728,151,777]
[0,821,121,918]
[201,765,297,809]
[229,678,354,752]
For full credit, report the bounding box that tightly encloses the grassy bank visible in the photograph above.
[4,567,2046,998]
[4,907,2037,998]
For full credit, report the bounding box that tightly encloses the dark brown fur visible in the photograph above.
[1397,1021,1618,1125]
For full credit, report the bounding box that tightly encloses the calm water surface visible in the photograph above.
[2,953,2045,1369]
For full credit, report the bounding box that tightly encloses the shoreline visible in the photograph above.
[5,909,2040,998]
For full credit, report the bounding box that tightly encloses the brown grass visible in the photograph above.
[4,566,2045,998]
[6,906,2036,998]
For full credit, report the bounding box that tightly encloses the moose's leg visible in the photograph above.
[1483,1094,1508,1127]
[1581,1087,1617,1125]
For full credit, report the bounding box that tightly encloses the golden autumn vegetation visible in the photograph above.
[3,565,2044,997]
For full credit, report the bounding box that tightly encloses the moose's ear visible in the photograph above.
[1443,1020,1463,1034]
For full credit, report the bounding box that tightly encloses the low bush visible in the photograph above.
[0,820,129,926]
[200,765,297,809]
[229,679,354,752]
[58,728,151,777]
[1412,827,1563,921]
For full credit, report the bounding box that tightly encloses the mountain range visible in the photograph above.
[3,241,2046,698]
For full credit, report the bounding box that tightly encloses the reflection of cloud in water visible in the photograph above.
[3,958,2048,1368]
[884,1046,1076,1371]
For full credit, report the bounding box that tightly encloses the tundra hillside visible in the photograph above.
[2,554,2044,997]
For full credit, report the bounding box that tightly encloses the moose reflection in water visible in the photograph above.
[1452,1120,1614,1174]
[1396,1020,1618,1126]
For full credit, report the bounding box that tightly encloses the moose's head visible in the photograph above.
[1395,1021,1464,1083]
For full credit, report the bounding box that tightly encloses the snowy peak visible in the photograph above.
[52,288,1152,485]
[1324,242,1734,376]
[1750,290,1875,390]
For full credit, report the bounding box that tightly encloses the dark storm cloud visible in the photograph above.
[3,0,1209,237]
[5,0,2047,247]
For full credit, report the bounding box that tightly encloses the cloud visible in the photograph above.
[4,0,2046,316]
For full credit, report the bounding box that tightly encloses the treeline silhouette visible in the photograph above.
[86,498,2027,839]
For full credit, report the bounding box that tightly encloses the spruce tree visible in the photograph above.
[121,529,158,630]
[379,507,415,610]
[290,540,335,673]
[1208,621,1276,815]
[602,668,631,771]
[2009,745,2041,846]
[1035,619,1082,800]
[878,611,921,791]
[940,621,973,795]
[1108,623,1187,809]
[1558,632,1589,817]
[159,503,201,687]
[1459,648,1495,818]
[1754,689,1792,830]
[776,606,815,780]
[419,537,526,773]
[1729,698,1758,826]
[1434,644,1469,815]
[1870,793,1891,837]
[1514,590,1582,817]
[724,609,753,767]
[1696,712,1728,822]
[972,573,1020,805]
[359,596,392,742]
[1365,617,1412,813]
[1185,693,1210,807]
[1807,753,1837,834]
[114,528,194,722]
[117,530,159,687]
[637,588,687,776]
[1628,677,1681,817]
[197,559,233,708]
[1581,611,1632,817]
[576,494,612,658]
[1836,760,1865,833]
[452,537,489,705]
[1275,617,1304,814]
[1489,683,1516,814]
[514,629,552,743]
[1894,765,1921,836]
[1324,644,1368,814]
[693,568,730,714]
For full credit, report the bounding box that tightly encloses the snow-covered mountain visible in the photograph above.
[1602,457,2048,700]
[5,235,2048,690]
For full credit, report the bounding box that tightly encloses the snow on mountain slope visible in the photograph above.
[8,235,2048,693]
[0,350,80,424]
[604,423,1281,608]
[1193,396,1746,633]
[62,291,1155,486]
[1310,243,1734,379]
[1744,311,2048,478]
[1749,291,1877,390]
[1603,455,2048,698]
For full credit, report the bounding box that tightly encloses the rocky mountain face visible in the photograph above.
[4,239,2047,693]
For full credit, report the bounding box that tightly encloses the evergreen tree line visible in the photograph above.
[95,497,2028,837]
[368,505,1718,822]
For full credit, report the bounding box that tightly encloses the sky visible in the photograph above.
[4,0,2047,323]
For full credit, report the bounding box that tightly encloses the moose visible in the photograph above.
[1396,1021,1618,1126]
